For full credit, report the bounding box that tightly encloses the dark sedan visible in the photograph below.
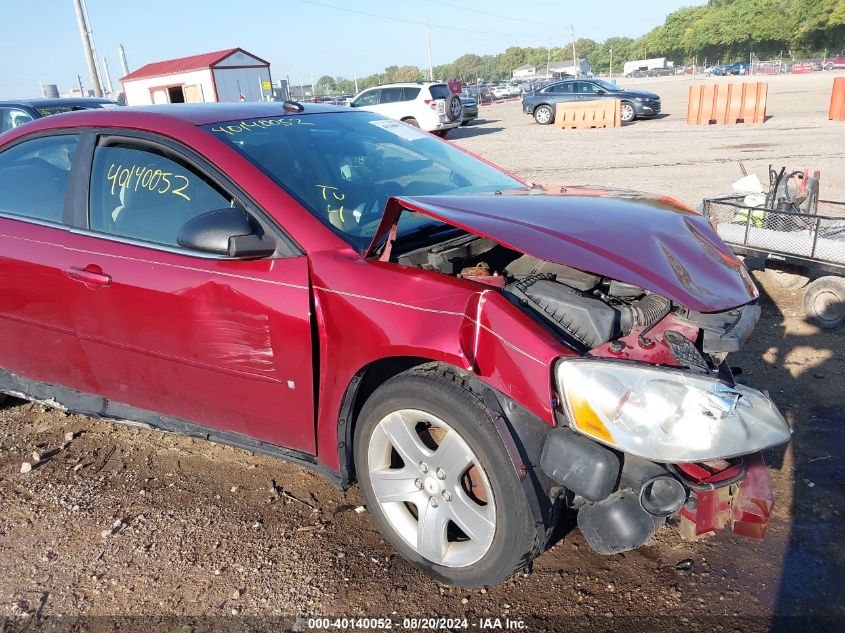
[0,97,119,133]
[521,79,661,125]
[459,96,478,125]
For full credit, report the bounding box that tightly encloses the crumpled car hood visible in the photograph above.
[369,188,758,313]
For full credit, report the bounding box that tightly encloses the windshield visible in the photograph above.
[591,79,622,92]
[203,112,524,251]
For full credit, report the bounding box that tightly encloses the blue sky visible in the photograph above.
[0,0,701,98]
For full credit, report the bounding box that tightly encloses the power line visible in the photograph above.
[293,0,547,38]
[426,0,568,29]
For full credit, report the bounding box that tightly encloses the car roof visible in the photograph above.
[0,97,116,108]
[363,82,444,89]
[9,102,349,129]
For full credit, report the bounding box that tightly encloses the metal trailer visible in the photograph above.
[703,195,845,329]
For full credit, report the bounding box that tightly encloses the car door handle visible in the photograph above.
[67,266,112,287]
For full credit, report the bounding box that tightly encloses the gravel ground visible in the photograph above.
[1,72,844,632]
[450,71,845,206]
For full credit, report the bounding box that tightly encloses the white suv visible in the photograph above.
[350,82,462,137]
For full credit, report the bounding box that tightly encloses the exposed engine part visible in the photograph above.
[607,280,643,298]
[396,235,499,274]
[506,275,625,347]
[458,262,506,288]
[504,254,600,290]
[677,303,761,353]
[628,293,671,333]
[397,234,758,359]
[505,274,671,348]
[663,330,709,372]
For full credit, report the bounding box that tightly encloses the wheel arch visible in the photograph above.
[336,357,560,552]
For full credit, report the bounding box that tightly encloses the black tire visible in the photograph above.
[402,117,420,128]
[533,104,554,125]
[620,101,636,123]
[803,276,845,329]
[460,120,469,126]
[0,393,7,406]
[445,94,462,122]
[354,368,540,587]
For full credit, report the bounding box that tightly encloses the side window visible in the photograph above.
[0,108,35,133]
[576,82,601,94]
[380,87,403,103]
[0,135,78,223]
[88,142,233,247]
[552,83,574,94]
[352,90,379,107]
[402,87,421,101]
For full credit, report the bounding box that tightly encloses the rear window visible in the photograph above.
[428,84,452,99]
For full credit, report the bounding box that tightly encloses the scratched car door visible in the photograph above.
[62,135,316,454]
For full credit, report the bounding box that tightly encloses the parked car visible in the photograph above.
[459,96,478,125]
[522,78,661,124]
[823,56,845,70]
[0,97,119,133]
[712,62,745,76]
[0,103,790,588]
[491,86,510,99]
[350,82,462,137]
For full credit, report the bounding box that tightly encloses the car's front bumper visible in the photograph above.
[539,426,775,555]
[634,99,661,117]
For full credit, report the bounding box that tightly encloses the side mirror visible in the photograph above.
[177,208,276,259]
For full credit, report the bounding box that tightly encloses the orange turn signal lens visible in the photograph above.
[568,393,614,444]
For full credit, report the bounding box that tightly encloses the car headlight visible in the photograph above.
[555,359,791,463]
[635,97,647,102]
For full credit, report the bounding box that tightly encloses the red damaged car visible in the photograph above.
[0,103,790,587]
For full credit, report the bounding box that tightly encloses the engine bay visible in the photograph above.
[396,233,760,365]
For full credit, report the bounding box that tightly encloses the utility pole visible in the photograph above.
[353,69,359,94]
[546,35,551,79]
[119,44,130,76]
[570,24,578,77]
[80,0,104,91]
[77,74,85,96]
[609,44,613,79]
[102,56,113,93]
[425,19,434,81]
[72,0,103,96]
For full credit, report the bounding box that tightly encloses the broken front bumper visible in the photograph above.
[539,426,775,554]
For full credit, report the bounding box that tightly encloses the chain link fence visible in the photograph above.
[703,196,845,265]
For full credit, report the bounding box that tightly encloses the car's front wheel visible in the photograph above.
[533,104,554,125]
[354,369,539,587]
[620,101,636,123]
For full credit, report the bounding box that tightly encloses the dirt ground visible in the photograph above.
[451,71,845,206]
[2,73,844,632]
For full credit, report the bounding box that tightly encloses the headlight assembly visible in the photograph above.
[556,359,791,463]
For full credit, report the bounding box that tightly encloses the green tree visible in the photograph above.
[393,65,424,82]
[315,75,336,95]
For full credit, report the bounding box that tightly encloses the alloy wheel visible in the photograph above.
[366,409,496,567]
[621,103,635,122]
[534,106,552,124]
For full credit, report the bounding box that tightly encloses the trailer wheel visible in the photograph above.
[803,276,845,330]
